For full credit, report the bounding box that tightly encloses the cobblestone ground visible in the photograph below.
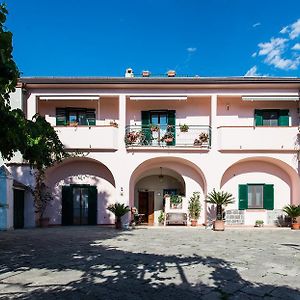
[0,226,299,300]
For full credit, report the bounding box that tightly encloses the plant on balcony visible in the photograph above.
[180,124,189,132]
[283,204,300,230]
[161,131,174,143]
[170,195,183,209]
[107,203,130,229]
[188,192,201,226]
[206,189,235,231]
[150,124,160,132]
[110,120,118,128]
[194,132,209,146]
[125,131,141,145]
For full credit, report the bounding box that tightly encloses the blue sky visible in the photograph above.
[5,0,300,77]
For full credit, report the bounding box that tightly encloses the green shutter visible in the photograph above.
[263,184,274,210]
[167,110,176,146]
[56,108,67,125]
[86,109,96,126]
[254,109,263,126]
[239,184,248,210]
[141,111,151,145]
[278,110,289,126]
[62,186,73,225]
[88,186,97,225]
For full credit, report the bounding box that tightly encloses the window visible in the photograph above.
[254,109,289,127]
[56,108,96,126]
[239,184,274,210]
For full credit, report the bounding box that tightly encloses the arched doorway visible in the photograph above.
[46,157,116,225]
[130,157,206,225]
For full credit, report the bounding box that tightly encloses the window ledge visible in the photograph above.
[245,209,266,212]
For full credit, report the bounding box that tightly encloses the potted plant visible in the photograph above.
[194,132,209,146]
[206,189,235,231]
[170,195,183,209]
[180,124,189,132]
[161,131,174,143]
[283,204,300,230]
[254,220,264,227]
[150,124,159,132]
[125,131,141,145]
[107,203,130,229]
[188,192,201,226]
[158,210,165,225]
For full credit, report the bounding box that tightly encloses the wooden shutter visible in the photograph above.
[56,108,67,125]
[141,111,151,144]
[238,184,248,210]
[88,186,97,225]
[278,110,289,126]
[62,186,73,225]
[254,109,263,126]
[167,110,176,146]
[86,109,96,126]
[263,184,274,210]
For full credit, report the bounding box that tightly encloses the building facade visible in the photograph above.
[2,75,300,228]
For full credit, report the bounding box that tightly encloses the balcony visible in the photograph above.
[218,126,299,151]
[125,125,211,149]
[55,126,118,150]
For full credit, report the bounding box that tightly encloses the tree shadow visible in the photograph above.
[0,227,299,299]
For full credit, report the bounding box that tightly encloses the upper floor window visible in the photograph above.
[56,108,96,126]
[254,109,289,127]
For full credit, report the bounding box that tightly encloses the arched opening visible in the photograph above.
[46,157,116,225]
[220,157,300,226]
[129,157,206,225]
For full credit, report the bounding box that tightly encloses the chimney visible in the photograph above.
[167,70,176,77]
[142,70,150,77]
[125,68,134,78]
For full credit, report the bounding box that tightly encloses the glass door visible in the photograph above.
[150,111,168,145]
[72,187,89,225]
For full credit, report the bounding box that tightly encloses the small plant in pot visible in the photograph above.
[188,192,201,226]
[180,124,189,132]
[170,195,183,209]
[158,210,165,225]
[206,189,235,231]
[107,203,130,229]
[283,204,300,230]
[254,220,264,227]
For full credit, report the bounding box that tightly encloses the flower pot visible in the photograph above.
[39,217,49,228]
[291,223,300,230]
[213,220,225,231]
[115,219,122,229]
[191,219,197,227]
[165,138,173,143]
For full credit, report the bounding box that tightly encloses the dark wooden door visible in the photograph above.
[13,189,24,229]
[138,191,155,224]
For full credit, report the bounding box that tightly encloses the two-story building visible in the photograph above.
[2,71,300,229]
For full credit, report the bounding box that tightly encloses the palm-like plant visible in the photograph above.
[107,203,130,228]
[283,204,300,224]
[206,189,235,220]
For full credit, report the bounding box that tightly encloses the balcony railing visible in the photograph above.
[125,125,211,149]
[55,125,118,150]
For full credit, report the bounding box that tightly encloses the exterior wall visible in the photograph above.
[45,159,116,225]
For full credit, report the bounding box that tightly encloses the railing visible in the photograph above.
[125,125,211,149]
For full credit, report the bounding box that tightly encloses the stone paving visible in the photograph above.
[0,226,299,299]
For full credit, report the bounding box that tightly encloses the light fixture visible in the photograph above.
[158,167,164,182]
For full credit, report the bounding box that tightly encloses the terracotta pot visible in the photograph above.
[191,220,197,227]
[291,223,300,230]
[213,220,225,231]
[165,138,173,143]
[39,217,49,228]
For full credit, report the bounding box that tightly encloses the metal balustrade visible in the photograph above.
[125,125,211,148]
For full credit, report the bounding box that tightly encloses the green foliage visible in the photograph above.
[206,189,235,220]
[283,204,300,223]
[170,195,183,205]
[107,203,130,220]
[158,210,165,224]
[188,192,201,220]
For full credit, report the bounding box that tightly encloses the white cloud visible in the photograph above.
[280,26,289,34]
[292,43,300,50]
[290,19,300,39]
[252,52,257,58]
[187,47,197,53]
[258,37,300,70]
[244,66,260,76]
[252,22,261,28]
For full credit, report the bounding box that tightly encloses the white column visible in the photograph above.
[97,99,101,125]
[118,94,126,149]
[210,94,218,151]
[27,95,37,120]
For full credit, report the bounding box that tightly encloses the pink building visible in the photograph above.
[3,72,300,228]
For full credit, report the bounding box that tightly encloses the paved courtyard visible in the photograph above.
[0,226,299,300]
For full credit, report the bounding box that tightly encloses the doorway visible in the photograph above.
[62,185,97,225]
[138,191,154,224]
[13,189,24,229]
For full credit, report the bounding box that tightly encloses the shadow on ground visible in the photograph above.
[0,227,299,300]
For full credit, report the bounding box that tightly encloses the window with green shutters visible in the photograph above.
[238,184,274,210]
[56,108,96,126]
[254,109,289,126]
